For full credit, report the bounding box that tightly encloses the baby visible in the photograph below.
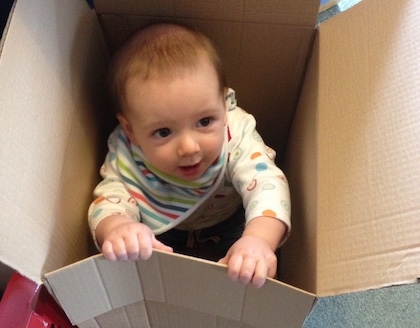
[88,23,291,288]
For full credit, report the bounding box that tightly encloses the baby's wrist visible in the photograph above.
[243,216,287,250]
[96,214,136,244]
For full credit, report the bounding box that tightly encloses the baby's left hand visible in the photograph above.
[218,235,277,288]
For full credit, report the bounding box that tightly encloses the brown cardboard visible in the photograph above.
[282,0,420,296]
[0,0,108,285]
[44,251,314,327]
[1,0,420,326]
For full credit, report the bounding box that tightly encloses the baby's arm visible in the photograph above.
[95,214,173,261]
[220,105,291,288]
[219,216,286,288]
[89,128,173,261]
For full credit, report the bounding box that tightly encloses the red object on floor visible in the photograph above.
[0,272,72,327]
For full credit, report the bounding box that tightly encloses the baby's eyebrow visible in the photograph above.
[197,107,223,115]
[140,116,169,129]
[145,123,169,132]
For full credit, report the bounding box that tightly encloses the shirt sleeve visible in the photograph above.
[226,105,291,238]
[87,128,140,246]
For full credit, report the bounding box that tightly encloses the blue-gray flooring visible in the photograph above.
[303,282,420,328]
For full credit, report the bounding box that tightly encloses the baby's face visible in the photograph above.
[119,59,226,181]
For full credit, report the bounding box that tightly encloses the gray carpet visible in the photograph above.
[303,282,420,327]
[318,0,362,24]
[303,1,420,327]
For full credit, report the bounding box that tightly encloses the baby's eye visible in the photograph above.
[153,128,171,138]
[197,117,212,128]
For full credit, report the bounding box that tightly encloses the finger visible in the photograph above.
[124,236,140,260]
[112,238,129,261]
[152,237,173,253]
[226,254,243,282]
[136,236,152,260]
[239,257,257,286]
[266,255,278,279]
[104,238,129,261]
[251,260,269,289]
[218,256,228,265]
[101,240,117,261]
[251,255,277,288]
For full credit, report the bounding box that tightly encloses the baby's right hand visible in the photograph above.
[96,215,173,261]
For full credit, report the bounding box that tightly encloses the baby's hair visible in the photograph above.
[108,23,227,114]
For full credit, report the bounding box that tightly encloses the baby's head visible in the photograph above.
[109,23,227,115]
[109,23,228,181]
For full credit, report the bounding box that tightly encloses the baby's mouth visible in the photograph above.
[179,162,202,176]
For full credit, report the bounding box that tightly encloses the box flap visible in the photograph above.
[44,251,315,327]
[93,0,319,156]
[0,0,110,283]
[94,0,319,27]
[282,0,420,296]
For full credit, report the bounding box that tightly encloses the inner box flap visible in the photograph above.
[93,0,319,26]
[44,251,315,328]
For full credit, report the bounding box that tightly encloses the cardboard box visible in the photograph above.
[0,0,419,326]
[281,0,420,296]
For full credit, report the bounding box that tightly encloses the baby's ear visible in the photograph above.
[117,113,134,140]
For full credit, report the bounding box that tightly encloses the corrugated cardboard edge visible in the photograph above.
[44,251,315,328]
[0,0,19,288]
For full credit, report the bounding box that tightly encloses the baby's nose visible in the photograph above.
[177,134,200,156]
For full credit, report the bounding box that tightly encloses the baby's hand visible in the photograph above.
[218,235,277,289]
[96,215,173,261]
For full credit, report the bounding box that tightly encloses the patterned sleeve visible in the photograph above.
[225,94,291,237]
[87,128,140,246]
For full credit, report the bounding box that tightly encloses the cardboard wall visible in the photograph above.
[0,0,111,285]
[278,31,320,293]
[282,0,420,296]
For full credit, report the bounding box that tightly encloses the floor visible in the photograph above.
[304,282,420,328]
[318,0,362,23]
